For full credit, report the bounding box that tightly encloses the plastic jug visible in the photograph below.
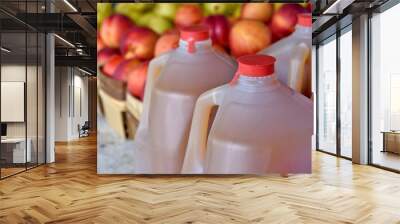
[258,13,312,97]
[134,25,237,174]
[182,55,313,174]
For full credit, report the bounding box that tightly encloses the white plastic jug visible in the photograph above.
[259,13,312,97]
[182,55,313,174]
[134,25,237,174]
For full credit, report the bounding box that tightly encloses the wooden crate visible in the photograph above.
[125,111,139,139]
[98,89,128,139]
[125,93,143,139]
[97,69,144,139]
[98,72,127,101]
[126,93,143,121]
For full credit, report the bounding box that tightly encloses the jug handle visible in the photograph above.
[287,43,310,94]
[139,53,170,129]
[181,85,226,174]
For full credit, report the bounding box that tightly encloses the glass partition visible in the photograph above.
[1,30,28,177]
[317,35,337,154]
[0,1,46,179]
[38,32,45,165]
[27,30,38,169]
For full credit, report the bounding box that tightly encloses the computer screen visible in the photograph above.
[1,123,7,137]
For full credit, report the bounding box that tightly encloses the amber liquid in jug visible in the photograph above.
[134,25,237,174]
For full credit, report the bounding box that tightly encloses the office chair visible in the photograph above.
[79,121,90,138]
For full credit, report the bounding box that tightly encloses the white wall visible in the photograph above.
[55,66,69,141]
[54,67,89,141]
[1,65,36,138]
[73,73,89,137]
[1,63,46,164]
[1,65,26,139]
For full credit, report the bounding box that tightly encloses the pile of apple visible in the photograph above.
[97,3,311,100]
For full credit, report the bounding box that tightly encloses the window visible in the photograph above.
[317,36,337,154]
[339,28,352,158]
[370,3,400,171]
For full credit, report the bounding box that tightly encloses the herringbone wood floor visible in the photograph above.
[0,135,400,224]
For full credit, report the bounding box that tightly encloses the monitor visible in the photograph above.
[1,123,7,137]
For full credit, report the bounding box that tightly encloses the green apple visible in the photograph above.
[147,17,173,34]
[136,12,157,27]
[154,3,179,20]
[203,3,230,16]
[126,3,154,12]
[114,3,141,23]
[226,3,242,16]
[231,4,242,19]
[97,3,112,27]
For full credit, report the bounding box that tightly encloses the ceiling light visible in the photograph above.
[78,67,93,76]
[63,0,78,12]
[1,47,11,53]
[323,0,341,14]
[54,34,75,48]
[323,0,355,15]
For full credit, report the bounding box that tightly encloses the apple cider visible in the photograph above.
[182,55,313,174]
[259,13,312,98]
[133,25,236,173]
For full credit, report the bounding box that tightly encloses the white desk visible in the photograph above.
[1,138,31,163]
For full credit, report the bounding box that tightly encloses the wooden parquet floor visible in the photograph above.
[0,135,400,224]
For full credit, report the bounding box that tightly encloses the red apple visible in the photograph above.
[100,15,135,48]
[306,3,312,11]
[127,62,149,100]
[154,32,180,57]
[241,3,273,23]
[267,23,281,43]
[174,4,203,28]
[164,28,180,35]
[228,17,239,27]
[203,15,230,48]
[229,20,272,58]
[97,48,120,67]
[97,34,105,52]
[112,59,140,81]
[270,4,308,39]
[102,54,124,77]
[120,27,158,60]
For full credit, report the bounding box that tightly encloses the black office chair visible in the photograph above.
[79,121,90,138]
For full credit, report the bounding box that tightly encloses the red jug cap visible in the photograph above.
[180,25,210,53]
[297,13,312,27]
[180,25,209,42]
[230,55,276,85]
[237,55,276,77]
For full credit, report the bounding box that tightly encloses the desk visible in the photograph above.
[381,131,400,154]
[1,138,31,163]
